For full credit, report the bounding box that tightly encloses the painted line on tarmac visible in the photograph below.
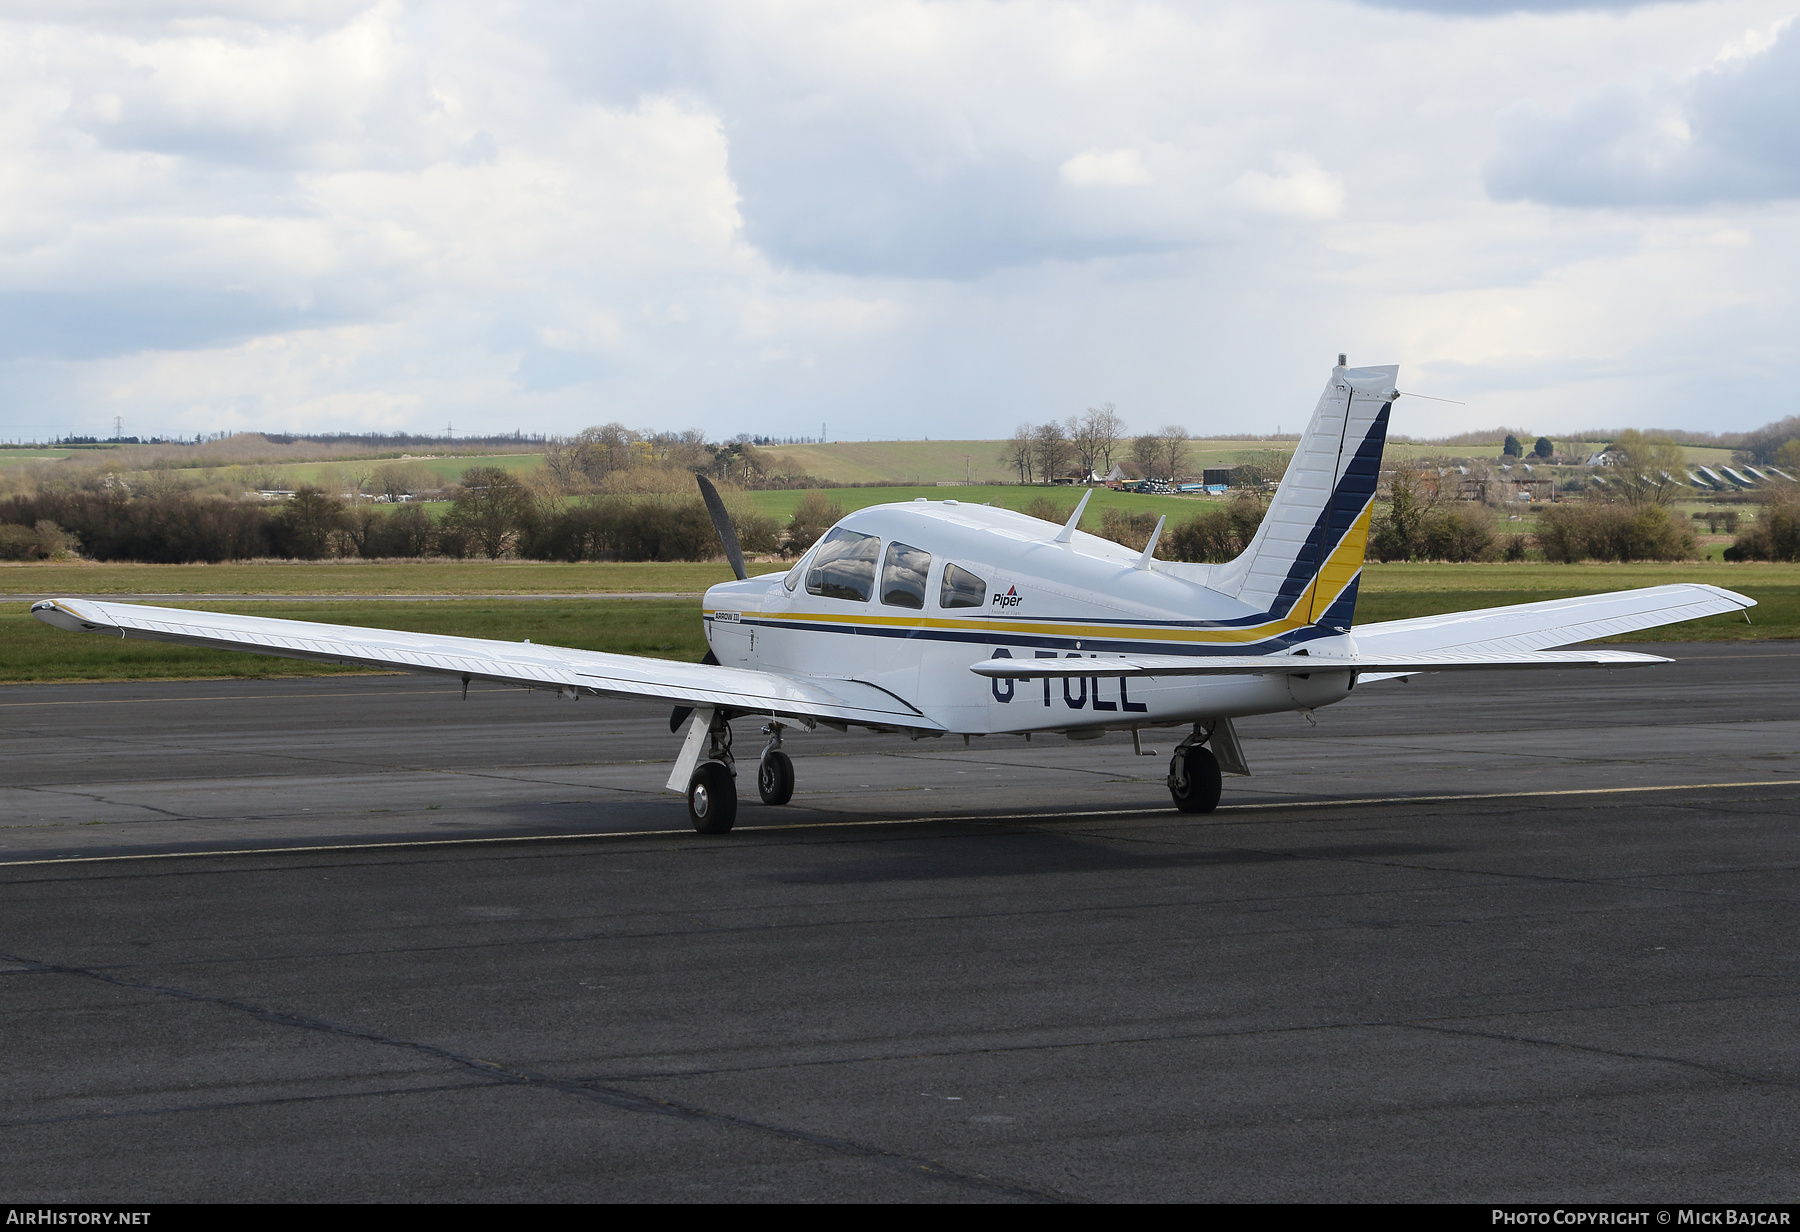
[0,778,1793,870]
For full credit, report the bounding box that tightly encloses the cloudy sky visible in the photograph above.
[1,0,1797,444]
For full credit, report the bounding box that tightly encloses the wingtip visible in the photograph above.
[31,598,113,634]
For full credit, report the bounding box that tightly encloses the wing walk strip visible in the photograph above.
[3,778,1792,868]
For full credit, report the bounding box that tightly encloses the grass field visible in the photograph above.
[0,450,74,466]
[1356,562,1798,643]
[266,452,545,488]
[3,560,1792,683]
[0,599,709,683]
[0,559,743,595]
[759,440,1309,485]
[757,437,1745,484]
[742,484,1225,523]
[1359,561,1800,592]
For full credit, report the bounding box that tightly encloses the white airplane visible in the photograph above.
[32,361,1753,833]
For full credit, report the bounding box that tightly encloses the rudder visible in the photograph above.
[1209,361,1396,628]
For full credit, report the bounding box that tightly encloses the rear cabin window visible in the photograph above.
[805,529,880,602]
[880,542,931,609]
[939,563,987,609]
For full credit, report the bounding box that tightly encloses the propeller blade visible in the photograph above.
[695,473,748,581]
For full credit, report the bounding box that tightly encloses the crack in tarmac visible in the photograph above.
[0,950,1075,1204]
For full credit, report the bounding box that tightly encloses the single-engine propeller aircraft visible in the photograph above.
[33,360,1753,833]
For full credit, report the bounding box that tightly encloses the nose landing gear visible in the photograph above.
[757,723,794,806]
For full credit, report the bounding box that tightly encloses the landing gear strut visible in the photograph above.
[757,723,794,806]
[686,714,738,834]
[1167,724,1223,814]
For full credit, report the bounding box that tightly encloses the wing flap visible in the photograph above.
[31,598,937,730]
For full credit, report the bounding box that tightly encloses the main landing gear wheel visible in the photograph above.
[687,762,737,834]
[1168,745,1222,814]
[757,749,795,806]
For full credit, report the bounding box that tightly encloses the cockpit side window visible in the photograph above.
[805,528,880,602]
[880,541,931,609]
[939,562,987,609]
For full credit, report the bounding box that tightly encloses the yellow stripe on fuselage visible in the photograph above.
[707,500,1373,648]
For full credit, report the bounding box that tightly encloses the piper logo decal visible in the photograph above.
[992,586,1022,609]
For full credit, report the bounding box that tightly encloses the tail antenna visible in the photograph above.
[695,474,748,581]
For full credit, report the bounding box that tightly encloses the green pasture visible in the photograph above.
[259,452,544,489]
[1358,562,1796,642]
[1358,561,1800,592]
[756,436,1742,485]
[758,439,1305,485]
[0,559,741,596]
[7,556,1791,602]
[3,559,1792,683]
[0,598,710,684]
[742,484,1223,524]
[0,450,74,466]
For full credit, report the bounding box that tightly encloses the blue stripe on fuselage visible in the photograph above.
[714,615,1343,657]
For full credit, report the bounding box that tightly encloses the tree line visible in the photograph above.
[1002,407,1203,483]
[6,413,1800,566]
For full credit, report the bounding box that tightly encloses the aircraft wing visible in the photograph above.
[30,598,938,731]
[970,647,1669,679]
[1347,583,1752,680]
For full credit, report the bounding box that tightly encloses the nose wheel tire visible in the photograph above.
[757,750,795,806]
[1168,745,1222,814]
[687,762,738,834]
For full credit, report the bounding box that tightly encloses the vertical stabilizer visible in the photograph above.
[1209,362,1396,627]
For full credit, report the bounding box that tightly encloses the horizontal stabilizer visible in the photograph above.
[970,648,1667,679]
[31,598,940,731]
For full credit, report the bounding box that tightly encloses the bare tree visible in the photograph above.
[1034,421,1073,484]
[1086,403,1124,475]
[545,422,637,491]
[1001,423,1035,484]
[1130,433,1161,478]
[371,461,438,502]
[1068,414,1099,481]
[1232,448,1291,488]
[1157,425,1190,481]
[1606,430,1689,506]
[446,466,536,558]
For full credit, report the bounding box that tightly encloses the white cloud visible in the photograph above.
[1059,148,1152,188]
[1228,156,1345,220]
[2,0,1799,445]
[1486,15,1800,205]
